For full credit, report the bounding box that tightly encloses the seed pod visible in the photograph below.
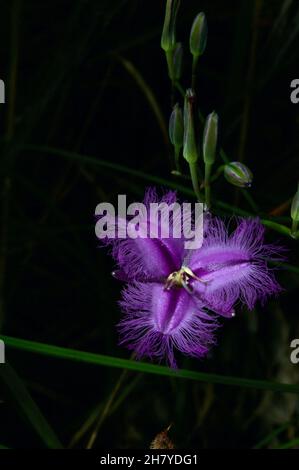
[203,111,218,165]
[169,103,183,148]
[224,162,253,188]
[183,89,198,164]
[150,425,174,450]
[190,12,208,57]
[172,42,183,81]
[161,0,180,52]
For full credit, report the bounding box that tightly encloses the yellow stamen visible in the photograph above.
[164,266,208,292]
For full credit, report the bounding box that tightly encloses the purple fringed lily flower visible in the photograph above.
[99,189,283,367]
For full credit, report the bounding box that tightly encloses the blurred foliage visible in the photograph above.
[0,0,299,449]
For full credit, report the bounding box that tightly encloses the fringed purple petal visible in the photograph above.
[187,217,284,314]
[118,282,218,368]
[97,188,186,281]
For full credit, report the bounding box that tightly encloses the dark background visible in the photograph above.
[0,0,299,449]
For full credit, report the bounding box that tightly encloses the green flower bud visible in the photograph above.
[172,42,183,81]
[203,111,218,165]
[161,0,180,52]
[291,182,299,222]
[224,162,253,188]
[183,89,198,164]
[169,103,183,148]
[190,12,207,57]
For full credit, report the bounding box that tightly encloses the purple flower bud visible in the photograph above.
[224,162,253,188]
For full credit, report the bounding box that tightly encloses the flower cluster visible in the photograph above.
[100,189,283,368]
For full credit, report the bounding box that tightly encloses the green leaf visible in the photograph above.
[118,57,169,147]
[253,423,290,449]
[2,335,299,395]
[275,437,299,449]
[23,145,296,243]
[0,363,63,449]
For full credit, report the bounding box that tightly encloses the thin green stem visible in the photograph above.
[0,362,63,448]
[210,165,225,183]
[191,56,198,90]
[0,444,10,449]
[291,219,298,239]
[219,147,230,164]
[23,144,297,239]
[69,374,141,448]
[189,162,204,202]
[165,51,176,106]
[204,163,212,209]
[253,423,290,449]
[166,51,174,81]
[174,81,185,98]
[275,437,299,450]
[261,219,291,237]
[174,146,181,173]
[119,56,169,149]
[86,363,131,449]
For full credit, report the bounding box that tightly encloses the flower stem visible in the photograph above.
[174,80,185,98]
[291,219,298,239]
[85,352,135,449]
[192,56,198,90]
[174,146,181,173]
[204,163,212,209]
[189,162,203,202]
[165,51,176,106]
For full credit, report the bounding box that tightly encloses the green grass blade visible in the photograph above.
[23,144,293,235]
[118,56,169,148]
[25,144,185,192]
[276,262,299,275]
[275,437,299,449]
[253,423,290,449]
[0,363,63,449]
[261,219,291,236]
[2,335,299,395]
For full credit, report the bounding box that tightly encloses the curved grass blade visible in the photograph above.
[253,422,290,449]
[24,144,293,232]
[0,363,63,449]
[118,56,169,148]
[275,437,299,449]
[2,335,299,395]
[22,146,299,270]
[69,374,141,447]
